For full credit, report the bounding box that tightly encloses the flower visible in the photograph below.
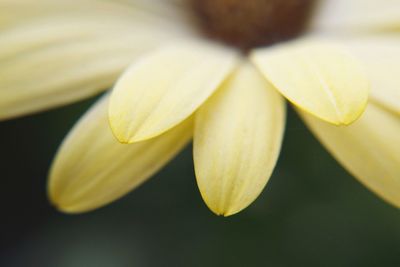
[1,0,399,216]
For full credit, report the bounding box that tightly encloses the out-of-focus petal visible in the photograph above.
[0,16,175,120]
[311,0,400,33]
[0,0,194,32]
[340,36,400,115]
[300,102,400,208]
[49,95,193,213]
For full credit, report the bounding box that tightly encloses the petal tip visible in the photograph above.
[220,210,240,217]
[250,39,370,128]
[207,206,239,217]
[127,129,170,144]
[296,92,369,126]
[49,193,93,214]
[108,114,174,144]
[202,197,245,217]
[337,95,369,126]
[48,194,73,213]
[108,118,138,144]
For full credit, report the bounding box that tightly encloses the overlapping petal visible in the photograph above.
[300,103,400,208]
[3,0,399,217]
[49,95,193,213]
[0,15,178,120]
[109,41,238,143]
[251,39,369,125]
[193,63,286,216]
[0,0,198,120]
[340,36,400,114]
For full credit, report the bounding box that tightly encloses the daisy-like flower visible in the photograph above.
[1,0,399,216]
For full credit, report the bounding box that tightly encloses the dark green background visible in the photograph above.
[1,97,400,267]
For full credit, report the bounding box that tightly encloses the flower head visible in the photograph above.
[1,0,400,216]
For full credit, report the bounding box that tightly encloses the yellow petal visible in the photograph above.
[311,0,400,33]
[251,39,369,125]
[48,94,193,213]
[300,103,400,208]
[340,36,400,115]
[109,41,238,143]
[193,63,286,216]
[0,16,172,120]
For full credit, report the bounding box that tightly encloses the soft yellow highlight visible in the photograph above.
[251,39,369,125]
[0,0,193,31]
[193,63,286,216]
[2,0,398,216]
[0,14,179,120]
[300,103,400,208]
[109,41,238,143]
[342,36,400,115]
[312,0,400,33]
[49,95,193,213]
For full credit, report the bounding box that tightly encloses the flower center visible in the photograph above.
[191,0,316,50]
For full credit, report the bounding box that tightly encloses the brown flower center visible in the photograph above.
[191,0,316,50]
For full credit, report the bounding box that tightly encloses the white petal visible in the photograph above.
[194,63,286,216]
[109,41,238,143]
[49,94,193,213]
[311,0,400,33]
[0,0,194,33]
[300,102,400,208]
[0,16,174,120]
[340,36,400,114]
[251,39,369,125]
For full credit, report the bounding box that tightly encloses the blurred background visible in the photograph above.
[1,97,400,267]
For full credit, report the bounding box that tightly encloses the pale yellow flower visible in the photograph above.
[1,0,399,216]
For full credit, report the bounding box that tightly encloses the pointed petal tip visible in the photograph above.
[48,195,78,214]
[213,211,236,217]
[48,187,109,214]
[109,122,173,144]
[107,114,159,144]
[205,202,243,217]
[297,94,369,126]
[47,190,83,214]
[194,63,284,219]
[339,95,369,126]
[108,42,237,145]
[52,203,91,215]
[220,209,241,217]
[49,95,193,214]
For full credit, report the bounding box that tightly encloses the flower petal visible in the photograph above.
[109,41,238,143]
[193,63,286,216]
[251,39,369,125]
[0,16,174,120]
[49,94,193,213]
[340,36,400,115]
[311,0,400,33]
[1,0,193,32]
[300,103,400,208]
